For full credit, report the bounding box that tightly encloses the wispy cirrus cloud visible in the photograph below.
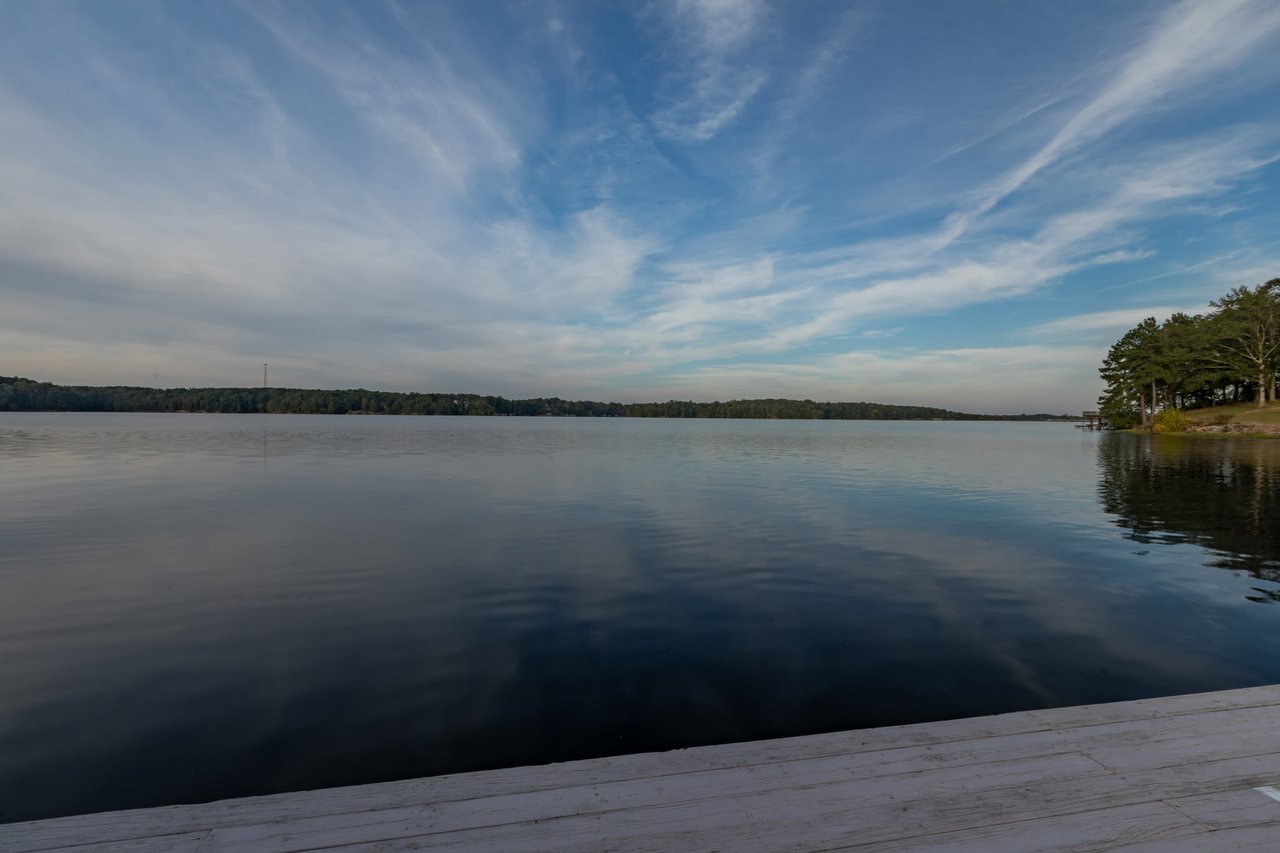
[647,0,769,142]
[241,2,526,189]
[705,130,1278,354]
[939,0,1280,246]
[1023,306,1211,340]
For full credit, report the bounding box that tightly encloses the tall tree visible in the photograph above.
[1157,312,1215,409]
[1208,279,1280,408]
[1099,317,1162,427]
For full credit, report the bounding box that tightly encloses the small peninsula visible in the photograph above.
[1099,277,1279,430]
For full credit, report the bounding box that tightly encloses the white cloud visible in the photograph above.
[242,3,524,188]
[675,0,764,54]
[1023,306,1210,339]
[479,208,659,318]
[942,0,1280,247]
[749,129,1277,346]
[648,0,769,142]
[1208,258,1280,289]
[859,327,904,339]
[633,344,1106,413]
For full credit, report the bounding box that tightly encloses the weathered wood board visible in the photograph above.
[4,684,1280,852]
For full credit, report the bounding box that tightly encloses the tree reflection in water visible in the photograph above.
[1097,433,1280,583]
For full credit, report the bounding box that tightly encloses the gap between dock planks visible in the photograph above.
[3,684,1280,852]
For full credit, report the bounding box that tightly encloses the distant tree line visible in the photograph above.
[1099,278,1280,428]
[0,376,1072,421]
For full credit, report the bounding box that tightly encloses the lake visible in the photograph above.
[2,413,1279,823]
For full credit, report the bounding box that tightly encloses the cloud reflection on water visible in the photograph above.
[2,414,1280,823]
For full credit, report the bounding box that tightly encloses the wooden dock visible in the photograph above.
[5,685,1280,851]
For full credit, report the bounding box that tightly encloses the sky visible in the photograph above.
[2,0,1279,414]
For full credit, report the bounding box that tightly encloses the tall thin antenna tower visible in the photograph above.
[263,363,268,389]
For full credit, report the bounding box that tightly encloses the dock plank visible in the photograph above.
[199,752,1109,852]
[5,832,210,853]
[1024,683,1280,729]
[230,752,1280,852]
[291,768,1163,852]
[1163,785,1280,831]
[1113,823,1280,852]
[845,801,1202,851]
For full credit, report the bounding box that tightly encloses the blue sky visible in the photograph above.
[2,0,1279,413]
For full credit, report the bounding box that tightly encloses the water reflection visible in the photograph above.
[5,415,1280,824]
[1097,433,1280,579]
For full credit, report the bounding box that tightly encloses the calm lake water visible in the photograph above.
[2,413,1279,822]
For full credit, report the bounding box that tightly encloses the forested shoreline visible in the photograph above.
[1099,278,1280,429]
[0,376,1072,421]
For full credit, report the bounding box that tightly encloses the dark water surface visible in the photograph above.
[2,413,1279,822]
